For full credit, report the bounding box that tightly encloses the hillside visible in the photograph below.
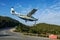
[0,16,20,28]
[16,23,60,35]
[30,23,60,34]
[0,16,60,35]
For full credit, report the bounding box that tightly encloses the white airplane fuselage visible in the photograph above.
[13,14,38,21]
[11,7,38,21]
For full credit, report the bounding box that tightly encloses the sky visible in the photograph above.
[0,0,60,26]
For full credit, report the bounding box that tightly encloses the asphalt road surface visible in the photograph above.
[0,29,59,40]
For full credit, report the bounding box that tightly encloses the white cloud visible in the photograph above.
[50,2,60,8]
[14,3,22,8]
[14,3,32,14]
[36,1,60,25]
[0,3,6,6]
[49,2,60,11]
[38,4,60,25]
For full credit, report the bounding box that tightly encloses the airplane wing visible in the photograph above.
[27,9,37,17]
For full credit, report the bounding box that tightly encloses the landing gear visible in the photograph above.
[25,20,27,22]
[33,21,37,26]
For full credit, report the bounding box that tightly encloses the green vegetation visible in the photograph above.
[0,16,20,28]
[15,23,60,38]
[15,24,30,32]
[30,23,60,34]
[16,23,60,35]
[0,16,60,38]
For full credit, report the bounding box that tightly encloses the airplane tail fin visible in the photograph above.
[10,7,15,14]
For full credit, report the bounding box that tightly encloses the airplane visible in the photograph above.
[10,7,38,22]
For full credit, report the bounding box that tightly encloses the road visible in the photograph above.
[0,29,59,40]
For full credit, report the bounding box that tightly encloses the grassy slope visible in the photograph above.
[16,23,60,35]
[0,16,20,28]
[30,23,60,34]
